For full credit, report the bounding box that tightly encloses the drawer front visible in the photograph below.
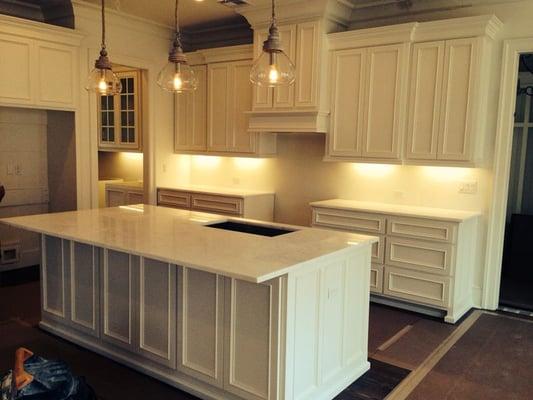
[385,237,455,276]
[126,190,143,205]
[370,264,384,294]
[387,216,457,243]
[312,208,386,234]
[384,266,450,308]
[371,236,385,264]
[158,190,191,209]
[191,194,243,216]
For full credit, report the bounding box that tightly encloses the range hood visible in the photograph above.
[246,109,330,134]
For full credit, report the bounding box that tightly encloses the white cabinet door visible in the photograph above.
[252,28,273,110]
[273,24,297,109]
[361,44,406,160]
[139,258,176,368]
[223,278,281,400]
[208,61,254,154]
[70,242,99,337]
[328,48,366,157]
[175,65,207,152]
[437,38,477,161]
[177,268,225,387]
[42,235,68,322]
[101,250,138,351]
[0,35,33,105]
[207,63,230,151]
[36,42,76,108]
[295,21,320,109]
[406,41,445,160]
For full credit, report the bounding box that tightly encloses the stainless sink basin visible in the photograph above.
[206,221,295,237]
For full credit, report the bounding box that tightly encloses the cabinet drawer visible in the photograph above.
[387,216,457,243]
[312,208,386,234]
[385,237,455,275]
[126,190,143,205]
[158,190,191,209]
[370,264,384,294]
[191,194,243,216]
[384,266,450,308]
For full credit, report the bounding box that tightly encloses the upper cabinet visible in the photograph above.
[247,19,331,133]
[174,45,276,157]
[406,38,483,163]
[98,69,143,152]
[0,16,81,111]
[327,43,408,162]
[326,15,502,166]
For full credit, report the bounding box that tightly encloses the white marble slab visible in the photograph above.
[158,184,274,198]
[0,205,376,283]
[310,199,481,222]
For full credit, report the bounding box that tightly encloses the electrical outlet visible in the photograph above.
[162,163,167,173]
[458,181,478,194]
[6,164,14,175]
[232,177,240,185]
[15,164,22,175]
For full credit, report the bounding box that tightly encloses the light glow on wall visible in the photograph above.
[192,155,221,168]
[352,163,397,177]
[421,166,472,181]
[232,157,265,169]
[119,152,143,161]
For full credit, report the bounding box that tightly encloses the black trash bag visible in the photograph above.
[1,353,97,400]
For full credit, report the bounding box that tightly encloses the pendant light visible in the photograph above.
[85,0,122,95]
[157,0,197,93]
[250,0,295,88]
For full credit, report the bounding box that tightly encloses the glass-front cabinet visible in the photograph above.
[98,69,142,151]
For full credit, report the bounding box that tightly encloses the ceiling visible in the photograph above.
[82,0,242,29]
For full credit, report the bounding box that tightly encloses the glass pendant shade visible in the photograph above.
[250,50,295,88]
[157,60,197,93]
[86,67,122,95]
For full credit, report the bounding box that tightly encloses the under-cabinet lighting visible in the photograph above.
[233,157,265,169]
[120,152,143,161]
[421,166,471,181]
[352,163,396,177]
[119,205,144,212]
[192,155,221,168]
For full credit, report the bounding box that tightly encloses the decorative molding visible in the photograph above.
[328,22,416,50]
[187,44,253,65]
[246,110,330,133]
[413,14,503,42]
[0,13,83,45]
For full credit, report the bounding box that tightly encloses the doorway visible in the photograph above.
[499,54,533,311]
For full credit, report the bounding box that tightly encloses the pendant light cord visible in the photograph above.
[175,0,181,46]
[271,0,276,23]
[101,0,106,50]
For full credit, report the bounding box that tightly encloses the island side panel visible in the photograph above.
[284,245,371,400]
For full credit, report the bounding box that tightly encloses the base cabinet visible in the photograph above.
[40,235,370,400]
[311,202,479,323]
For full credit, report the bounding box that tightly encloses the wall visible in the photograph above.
[98,151,143,181]
[0,107,48,271]
[72,0,176,207]
[47,111,77,213]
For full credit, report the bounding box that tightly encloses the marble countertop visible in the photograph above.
[310,199,481,222]
[105,180,143,190]
[1,205,376,283]
[158,184,274,198]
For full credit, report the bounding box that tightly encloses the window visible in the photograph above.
[98,69,142,151]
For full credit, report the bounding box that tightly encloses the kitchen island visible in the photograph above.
[1,205,376,400]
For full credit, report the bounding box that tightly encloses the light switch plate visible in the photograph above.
[458,181,478,194]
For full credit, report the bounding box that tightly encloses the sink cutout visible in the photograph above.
[206,221,295,237]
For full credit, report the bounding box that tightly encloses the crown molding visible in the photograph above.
[413,14,503,42]
[328,22,417,50]
[235,0,351,31]
[187,44,253,65]
[0,13,83,45]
